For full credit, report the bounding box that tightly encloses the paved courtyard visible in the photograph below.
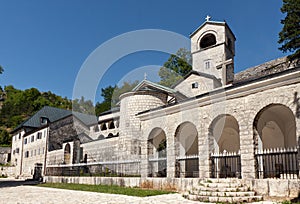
[0,179,274,204]
[0,178,199,204]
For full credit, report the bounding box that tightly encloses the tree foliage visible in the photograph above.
[0,65,3,74]
[0,86,73,131]
[159,48,192,87]
[278,0,300,60]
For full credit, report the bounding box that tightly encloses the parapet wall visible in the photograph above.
[44,176,300,199]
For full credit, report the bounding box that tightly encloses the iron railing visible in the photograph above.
[255,147,299,179]
[46,160,141,177]
[210,151,241,178]
[175,154,199,178]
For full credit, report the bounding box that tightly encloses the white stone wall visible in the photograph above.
[21,127,48,177]
[139,70,300,179]
[174,74,215,97]
[11,130,25,176]
[81,137,119,162]
[118,91,167,160]
[47,149,64,166]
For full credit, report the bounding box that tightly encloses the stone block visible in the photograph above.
[269,179,289,197]
[252,179,269,196]
[288,180,300,198]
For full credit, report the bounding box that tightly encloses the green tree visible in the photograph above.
[72,96,94,114]
[95,85,116,116]
[0,128,10,146]
[278,0,300,60]
[159,48,192,87]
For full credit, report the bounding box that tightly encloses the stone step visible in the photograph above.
[198,182,243,188]
[196,185,249,192]
[195,191,255,197]
[189,195,263,203]
[200,178,242,184]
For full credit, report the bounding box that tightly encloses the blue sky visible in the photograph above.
[0,0,287,103]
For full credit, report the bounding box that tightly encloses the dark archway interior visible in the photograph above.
[200,33,217,49]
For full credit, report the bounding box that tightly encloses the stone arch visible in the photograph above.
[208,114,241,178]
[64,143,71,164]
[253,103,298,178]
[200,33,217,49]
[253,103,296,150]
[209,114,240,153]
[174,121,198,177]
[147,127,167,177]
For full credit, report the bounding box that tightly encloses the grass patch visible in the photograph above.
[37,183,174,197]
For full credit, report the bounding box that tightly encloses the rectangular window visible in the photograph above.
[16,148,20,154]
[205,61,210,69]
[24,138,27,145]
[31,135,34,142]
[38,148,40,155]
[42,147,45,154]
[37,132,42,139]
[31,150,33,157]
[18,133,21,140]
[34,149,36,156]
[25,151,29,158]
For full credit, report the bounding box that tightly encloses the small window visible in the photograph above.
[18,133,21,140]
[13,150,16,155]
[24,138,27,145]
[205,61,210,69]
[34,149,36,156]
[16,148,20,154]
[31,150,33,157]
[25,151,29,158]
[38,148,40,155]
[40,117,49,125]
[192,82,199,89]
[42,147,45,154]
[31,135,34,142]
[37,132,42,139]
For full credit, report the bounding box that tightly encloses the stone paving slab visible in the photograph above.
[0,185,202,204]
[0,179,277,204]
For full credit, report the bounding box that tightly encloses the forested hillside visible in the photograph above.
[0,85,94,146]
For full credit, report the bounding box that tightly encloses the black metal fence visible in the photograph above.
[148,158,167,177]
[255,147,299,179]
[210,151,241,178]
[175,155,199,178]
[46,160,141,177]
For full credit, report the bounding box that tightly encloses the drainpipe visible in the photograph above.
[43,126,49,176]
[19,130,24,177]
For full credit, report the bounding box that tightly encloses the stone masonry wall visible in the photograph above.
[140,72,300,179]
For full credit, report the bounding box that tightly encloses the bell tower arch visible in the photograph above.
[190,17,236,86]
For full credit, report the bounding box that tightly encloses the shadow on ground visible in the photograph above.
[0,179,40,188]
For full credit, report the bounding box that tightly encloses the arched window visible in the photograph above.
[200,33,216,49]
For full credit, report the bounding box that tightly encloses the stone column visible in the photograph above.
[240,125,256,179]
[167,129,176,178]
[140,139,148,178]
[296,116,300,178]
[198,123,211,178]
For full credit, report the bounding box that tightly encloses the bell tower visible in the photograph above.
[190,16,236,85]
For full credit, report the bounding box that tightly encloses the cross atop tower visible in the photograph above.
[144,72,147,80]
[205,15,211,22]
